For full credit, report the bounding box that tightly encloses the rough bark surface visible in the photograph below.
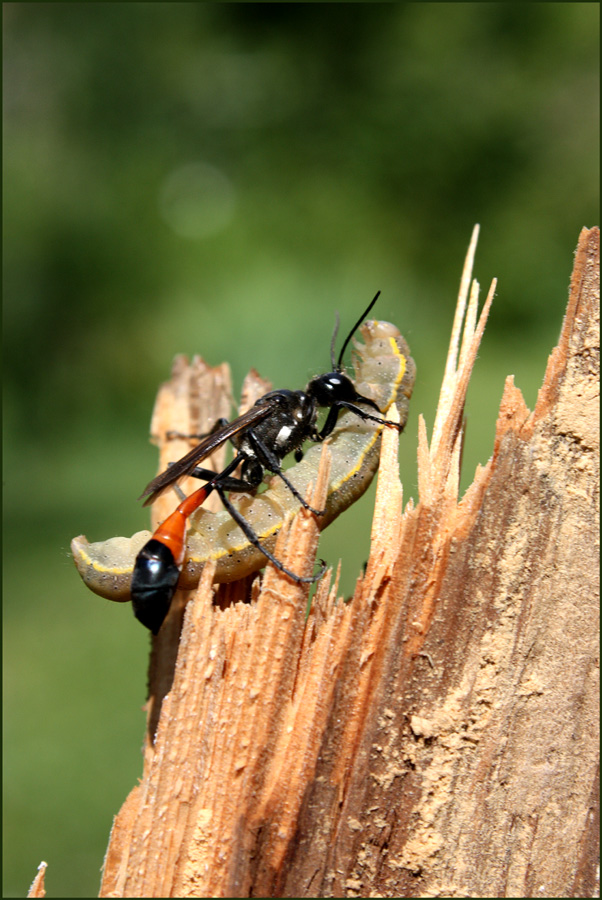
[94,227,598,899]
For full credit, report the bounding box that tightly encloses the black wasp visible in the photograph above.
[131,291,404,634]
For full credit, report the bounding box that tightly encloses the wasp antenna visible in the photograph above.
[336,290,381,370]
[329,311,340,370]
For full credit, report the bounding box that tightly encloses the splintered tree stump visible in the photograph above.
[39,227,598,899]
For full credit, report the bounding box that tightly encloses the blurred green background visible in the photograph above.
[3,3,598,896]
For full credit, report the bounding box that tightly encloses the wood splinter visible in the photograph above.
[32,227,598,899]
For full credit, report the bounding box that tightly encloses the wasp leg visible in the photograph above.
[216,485,326,584]
[316,400,404,443]
[245,431,327,517]
[189,465,259,494]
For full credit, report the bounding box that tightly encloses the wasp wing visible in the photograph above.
[139,399,277,506]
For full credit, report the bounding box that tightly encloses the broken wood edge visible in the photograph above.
[99,228,599,898]
[26,861,47,899]
[373,225,599,899]
[150,356,234,525]
[101,445,335,897]
[142,364,272,746]
[98,228,496,896]
[265,226,598,897]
